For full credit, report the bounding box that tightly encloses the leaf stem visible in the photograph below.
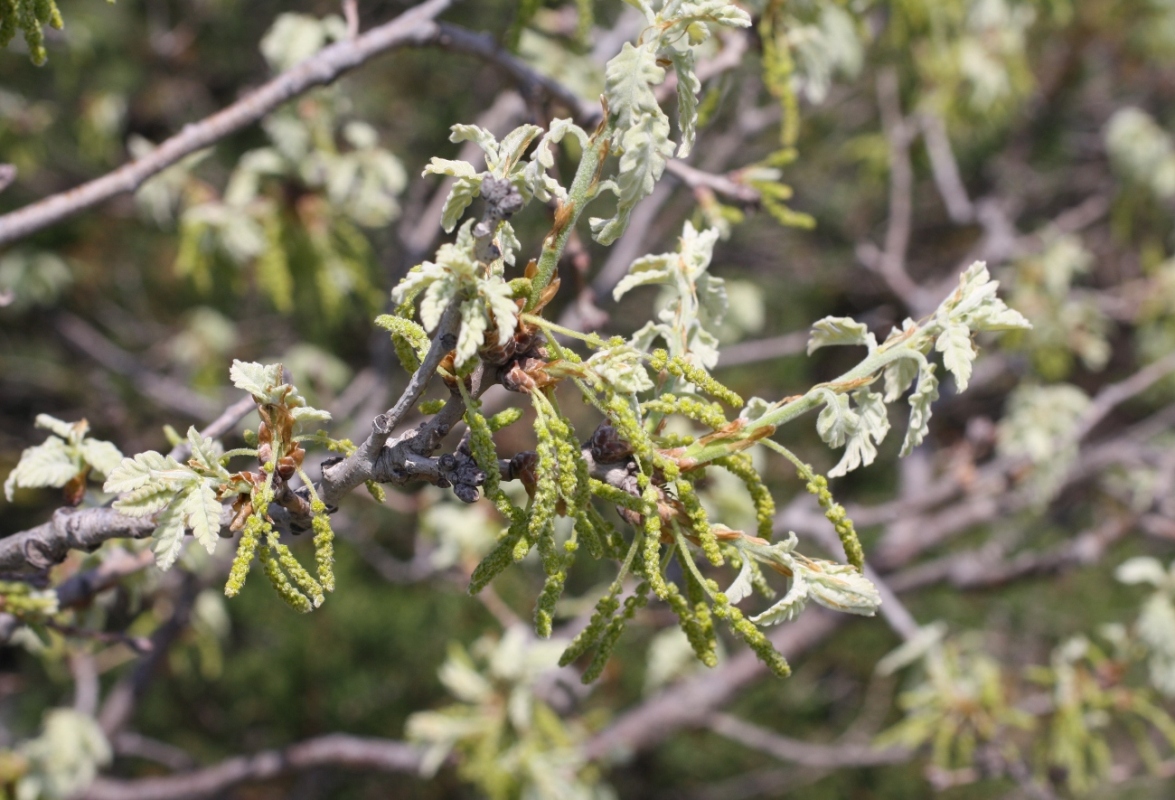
[526,129,610,311]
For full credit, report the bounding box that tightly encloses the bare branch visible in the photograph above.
[709,713,912,769]
[716,331,806,368]
[858,68,932,314]
[56,313,222,421]
[76,734,426,800]
[918,112,974,224]
[0,0,457,246]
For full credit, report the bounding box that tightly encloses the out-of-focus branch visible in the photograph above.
[716,331,806,368]
[857,68,933,315]
[112,732,197,772]
[0,0,457,246]
[76,734,427,800]
[432,23,599,124]
[708,713,912,769]
[583,609,842,762]
[919,112,974,224]
[56,313,222,421]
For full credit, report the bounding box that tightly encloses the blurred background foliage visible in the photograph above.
[4,0,1175,798]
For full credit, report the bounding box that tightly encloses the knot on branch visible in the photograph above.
[473,176,524,263]
[438,449,486,504]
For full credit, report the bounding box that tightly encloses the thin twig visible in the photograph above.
[77,734,427,800]
[0,0,457,246]
[709,713,912,769]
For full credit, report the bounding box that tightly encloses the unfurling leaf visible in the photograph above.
[808,317,876,354]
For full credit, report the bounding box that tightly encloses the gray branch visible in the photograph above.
[75,734,427,800]
[0,0,457,246]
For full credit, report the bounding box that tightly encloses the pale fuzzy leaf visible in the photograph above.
[724,557,755,604]
[613,258,672,301]
[629,320,673,353]
[448,125,499,167]
[828,388,889,478]
[689,327,721,371]
[419,276,457,333]
[876,621,949,676]
[524,119,588,203]
[604,42,664,136]
[480,277,519,346]
[390,263,440,307]
[622,0,655,21]
[808,317,876,354]
[668,48,701,157]
[422,157,480,180]
[185,427,222,474]
[900,363,940,457]
[677,219,720,281]
[496,222,521,267]
[591,112,674,245]
[1116,557,1169,588]
[675,0,752,28]
[114,482,185,518]
[644,627,706,694]
[79,439,123,477]
[586,345,654,394]
[35,414,87,442]
[798,558,881,616]
[439,175,483,234]
[883,356,920,402]
[750,571,809,626]
[739,397,776,422]
[696,272,727,328]
[183,481,222,555]
[290,406,331,424]
[936,323,976,392]
[4,439,79,501]
[103,451,183,494]
[816,393,860,449]
[494,124,543,176]
[152,500,187,571]
[229,360,284,399]
[455,298,488,368]
[969,301,1032,332]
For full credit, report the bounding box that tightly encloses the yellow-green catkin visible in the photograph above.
[588,478,647,514]
[713,594,791,679]
[606,393,655,464]
[585,504,624,558]
[574,510,604,559]
[311,500,335,592]
[258,541,312,613]
[713,454,776,540]
[581,583,650,683]
[676,478,722,566]
[0,581,57,619]
[276,543,325,608]
[466,409,502,496]
[418,399,446,415]
[225,508,269,597]
[643,394,728,430]
[664,355,743,408]
[639,484,669,599]
[375,312,429,374]
[469,512,527,594]
[3,0,62,66]
[805,472,864,572]
[559,592,621,667]
[364,480,385,503]
[665,582,717,667]
[487,407,523,432]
